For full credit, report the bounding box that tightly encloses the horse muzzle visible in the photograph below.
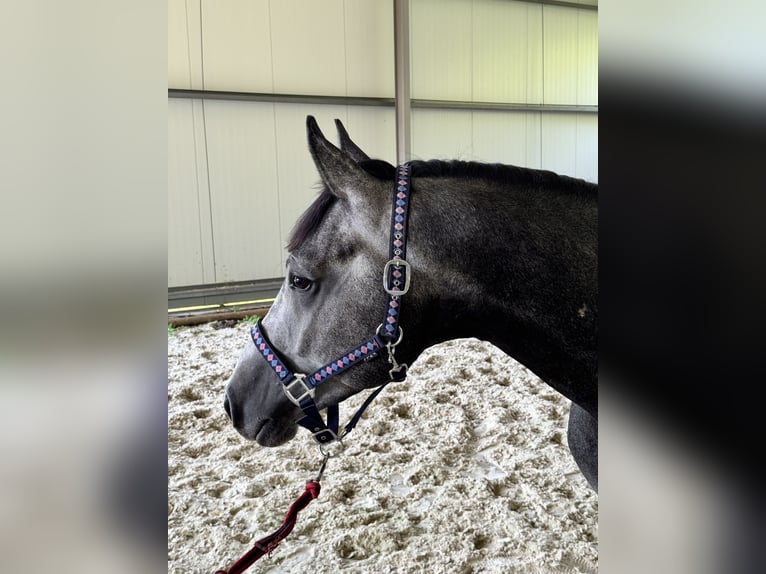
[223,383,298,446]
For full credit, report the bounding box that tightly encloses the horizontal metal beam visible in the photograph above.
[168,89,597,114]
[523,0,598,10]
[168,279,282,312]
[168,89,394,107]
[413,99,598,114]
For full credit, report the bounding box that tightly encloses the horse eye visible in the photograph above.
[290,275,313,291]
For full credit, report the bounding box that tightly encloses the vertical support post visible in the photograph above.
[393,0,411,164]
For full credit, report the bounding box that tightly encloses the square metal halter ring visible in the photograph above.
[283,373,314,406]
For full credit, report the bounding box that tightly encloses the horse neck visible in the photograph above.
[406,175,598,414]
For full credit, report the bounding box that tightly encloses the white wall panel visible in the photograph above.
[270,0,347,96]
[541,113,577,179]
[577,9,598,105]
[575,113,598,182]
[345,107,397,163]
[273,104,348,264]
[187,0,205,89]
[471,111,542,168]
[409,108,598,184]
[170,0,597,102]
[472,0,543,104]
[168,0,204,89]
[525,3,545,105]
[412,109,474,160]
[273,106,397,265]
[167,1,597,289]
[200,0,273,92]
[412,110,545,168]
[344,0,395,97]
[543,5,580,105]
[169,101,398,288]
[203,101,282,282]
[168,0,191,89]
[541,112,598,183]
[411,0,473,101]
[168,99,214,286]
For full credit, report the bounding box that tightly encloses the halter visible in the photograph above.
[250,163,413,451]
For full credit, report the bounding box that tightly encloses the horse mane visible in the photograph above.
[362,158,595,193]
[409,159,597,196]
[287,158,595,251]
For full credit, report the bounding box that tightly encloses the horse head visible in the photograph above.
[224,117,419,446]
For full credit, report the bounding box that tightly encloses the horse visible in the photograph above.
[223,116,597,491]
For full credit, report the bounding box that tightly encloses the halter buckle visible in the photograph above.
[283,373,314,406]
[383,258,411,295]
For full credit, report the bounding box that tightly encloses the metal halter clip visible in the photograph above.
[383,258,411,295]
[386,343,408,380]
[282,373,314,406]
[319,436,345,458]
[383,328,408,381]
[314,453,330,482]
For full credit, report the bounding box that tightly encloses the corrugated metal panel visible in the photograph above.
[168,99,213,286]
[345,106,397,163]
[273,105,397,266]
[541,112,598,183]
[543,5,580,105]
[168,0,205,90]
[203,100,282,282]
[200,0,273,92]
[168,0,191,88]
[273,104,348,267]
[541,113,577,178]
[176,0,205,90]
[412,109,474,160]
[167,0,597,290]
[472,0,543,104]
[411,0,473,101]
[173,0,393,97]
[577,9,598,105]
[344,0,395,97]
[471,110,542,168]
[575,113,598,182]
[270,0,347,96]
[413,109,596,179]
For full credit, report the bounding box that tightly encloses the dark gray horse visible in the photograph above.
[224,117,597,490]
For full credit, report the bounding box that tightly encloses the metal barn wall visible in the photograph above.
[168,0,597,291]
[410,0,598,181]
[168,0,397,289]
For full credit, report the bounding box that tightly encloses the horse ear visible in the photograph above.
[306,116,372,201]
[334,119,370,163]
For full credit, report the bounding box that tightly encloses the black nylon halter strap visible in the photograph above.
[250,163,413,446]
[250,321,385,443]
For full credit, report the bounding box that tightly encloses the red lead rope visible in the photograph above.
[213,382,393,572]
[214,480,321,574]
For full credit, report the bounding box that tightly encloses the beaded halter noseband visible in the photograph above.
[250,163,413,451]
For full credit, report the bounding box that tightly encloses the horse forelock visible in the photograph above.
[287,161,395,252]
[287,187,337,252]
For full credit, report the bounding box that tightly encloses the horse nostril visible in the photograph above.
[223,395,231,420]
